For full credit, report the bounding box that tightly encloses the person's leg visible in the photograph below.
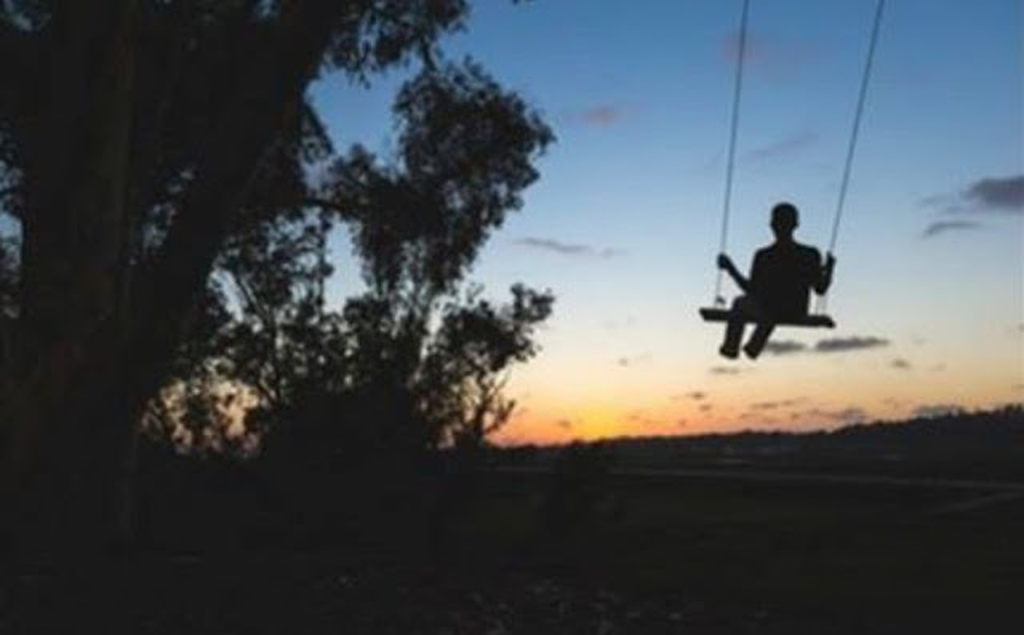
[720,297,749,359]
[744,321,775,359]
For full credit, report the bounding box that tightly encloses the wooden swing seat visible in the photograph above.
[699,307,835,329]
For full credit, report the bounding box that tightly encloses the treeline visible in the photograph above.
[499,405,1024,481]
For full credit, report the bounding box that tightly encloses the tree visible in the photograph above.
[420,284,553,451]
[145,61,554,468]
[0,1,548,553]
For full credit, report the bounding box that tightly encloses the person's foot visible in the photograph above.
[719,345,739,359]
[743,342,761,360]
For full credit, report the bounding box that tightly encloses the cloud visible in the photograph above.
[805,406,869,422]
[515,237,623,259]
[751,398,802,411]
[814,336,889,353]
[556,419,573,430]
[763,340,807,355]
[617,352,652,368]
[921,174,1024,215]
[913,404,962,418]
[743,131,817,163]
[965,175,1024,211]
[676,419,688,428]
[709,366,743,375]
[670,390,706,402]
[699,403,713,412]
[580,105,626,126]
[627,411,660,427]
[929,363,946,372]
[889,358,912,370]
[922,220,981,238]
[722,31,819,78]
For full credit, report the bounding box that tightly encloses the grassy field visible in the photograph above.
[446,471,1023,632]
[5,467,1020,634]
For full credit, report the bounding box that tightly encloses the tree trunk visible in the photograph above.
[1,1,140,560]
[1,0,343,560]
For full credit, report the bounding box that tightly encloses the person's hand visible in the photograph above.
[825,252,837,270]
[717,253,733,271]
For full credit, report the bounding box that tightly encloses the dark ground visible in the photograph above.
[3,468,1021,634]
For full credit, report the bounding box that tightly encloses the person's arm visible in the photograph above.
[813,252,836,295]
[717,253,750,293]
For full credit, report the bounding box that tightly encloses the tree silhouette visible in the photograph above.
[147,63,553,468]
[0,1,550,554]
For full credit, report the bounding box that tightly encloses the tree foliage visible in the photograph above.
[146,60,555,462]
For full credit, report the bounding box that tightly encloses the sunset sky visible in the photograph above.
[313,0,1023,444]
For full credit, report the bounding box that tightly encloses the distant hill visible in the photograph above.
[497,405,1024,481]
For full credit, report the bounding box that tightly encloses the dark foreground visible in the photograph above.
[3,468,1021,634]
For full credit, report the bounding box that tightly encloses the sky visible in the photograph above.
[311,0,1023,444]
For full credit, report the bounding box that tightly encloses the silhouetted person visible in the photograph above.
[717,202,835,359]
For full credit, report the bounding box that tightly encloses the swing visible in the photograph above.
[698,308,835,328]
[699,0,885,330]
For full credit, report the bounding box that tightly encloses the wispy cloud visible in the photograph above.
[743,131,817,163]
[814,336,889,353]
[617,352,652,368]
[556,418,573,430]
[709,366,744,375]
[580,105,626,126]
[671,390,707,401]
[722,31,820,78]
[627,411,661,427]
[921,174,1024,215]
[763,340,808,355]
[757,337,888,355]
[890,358,912,370]
[804,406,869,423]
[966,175,1024,211]
[922,220,981,238]
[751,398,802,411]
[515,237,623,259]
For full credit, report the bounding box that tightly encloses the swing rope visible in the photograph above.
[817,0,885,314]
[714,0,751,306]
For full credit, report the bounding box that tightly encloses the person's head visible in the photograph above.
[770,202,799,240]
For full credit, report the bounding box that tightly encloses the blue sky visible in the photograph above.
[312,0,1023,442]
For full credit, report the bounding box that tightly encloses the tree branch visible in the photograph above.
[133,0,345,383]
[302,196,351,216]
